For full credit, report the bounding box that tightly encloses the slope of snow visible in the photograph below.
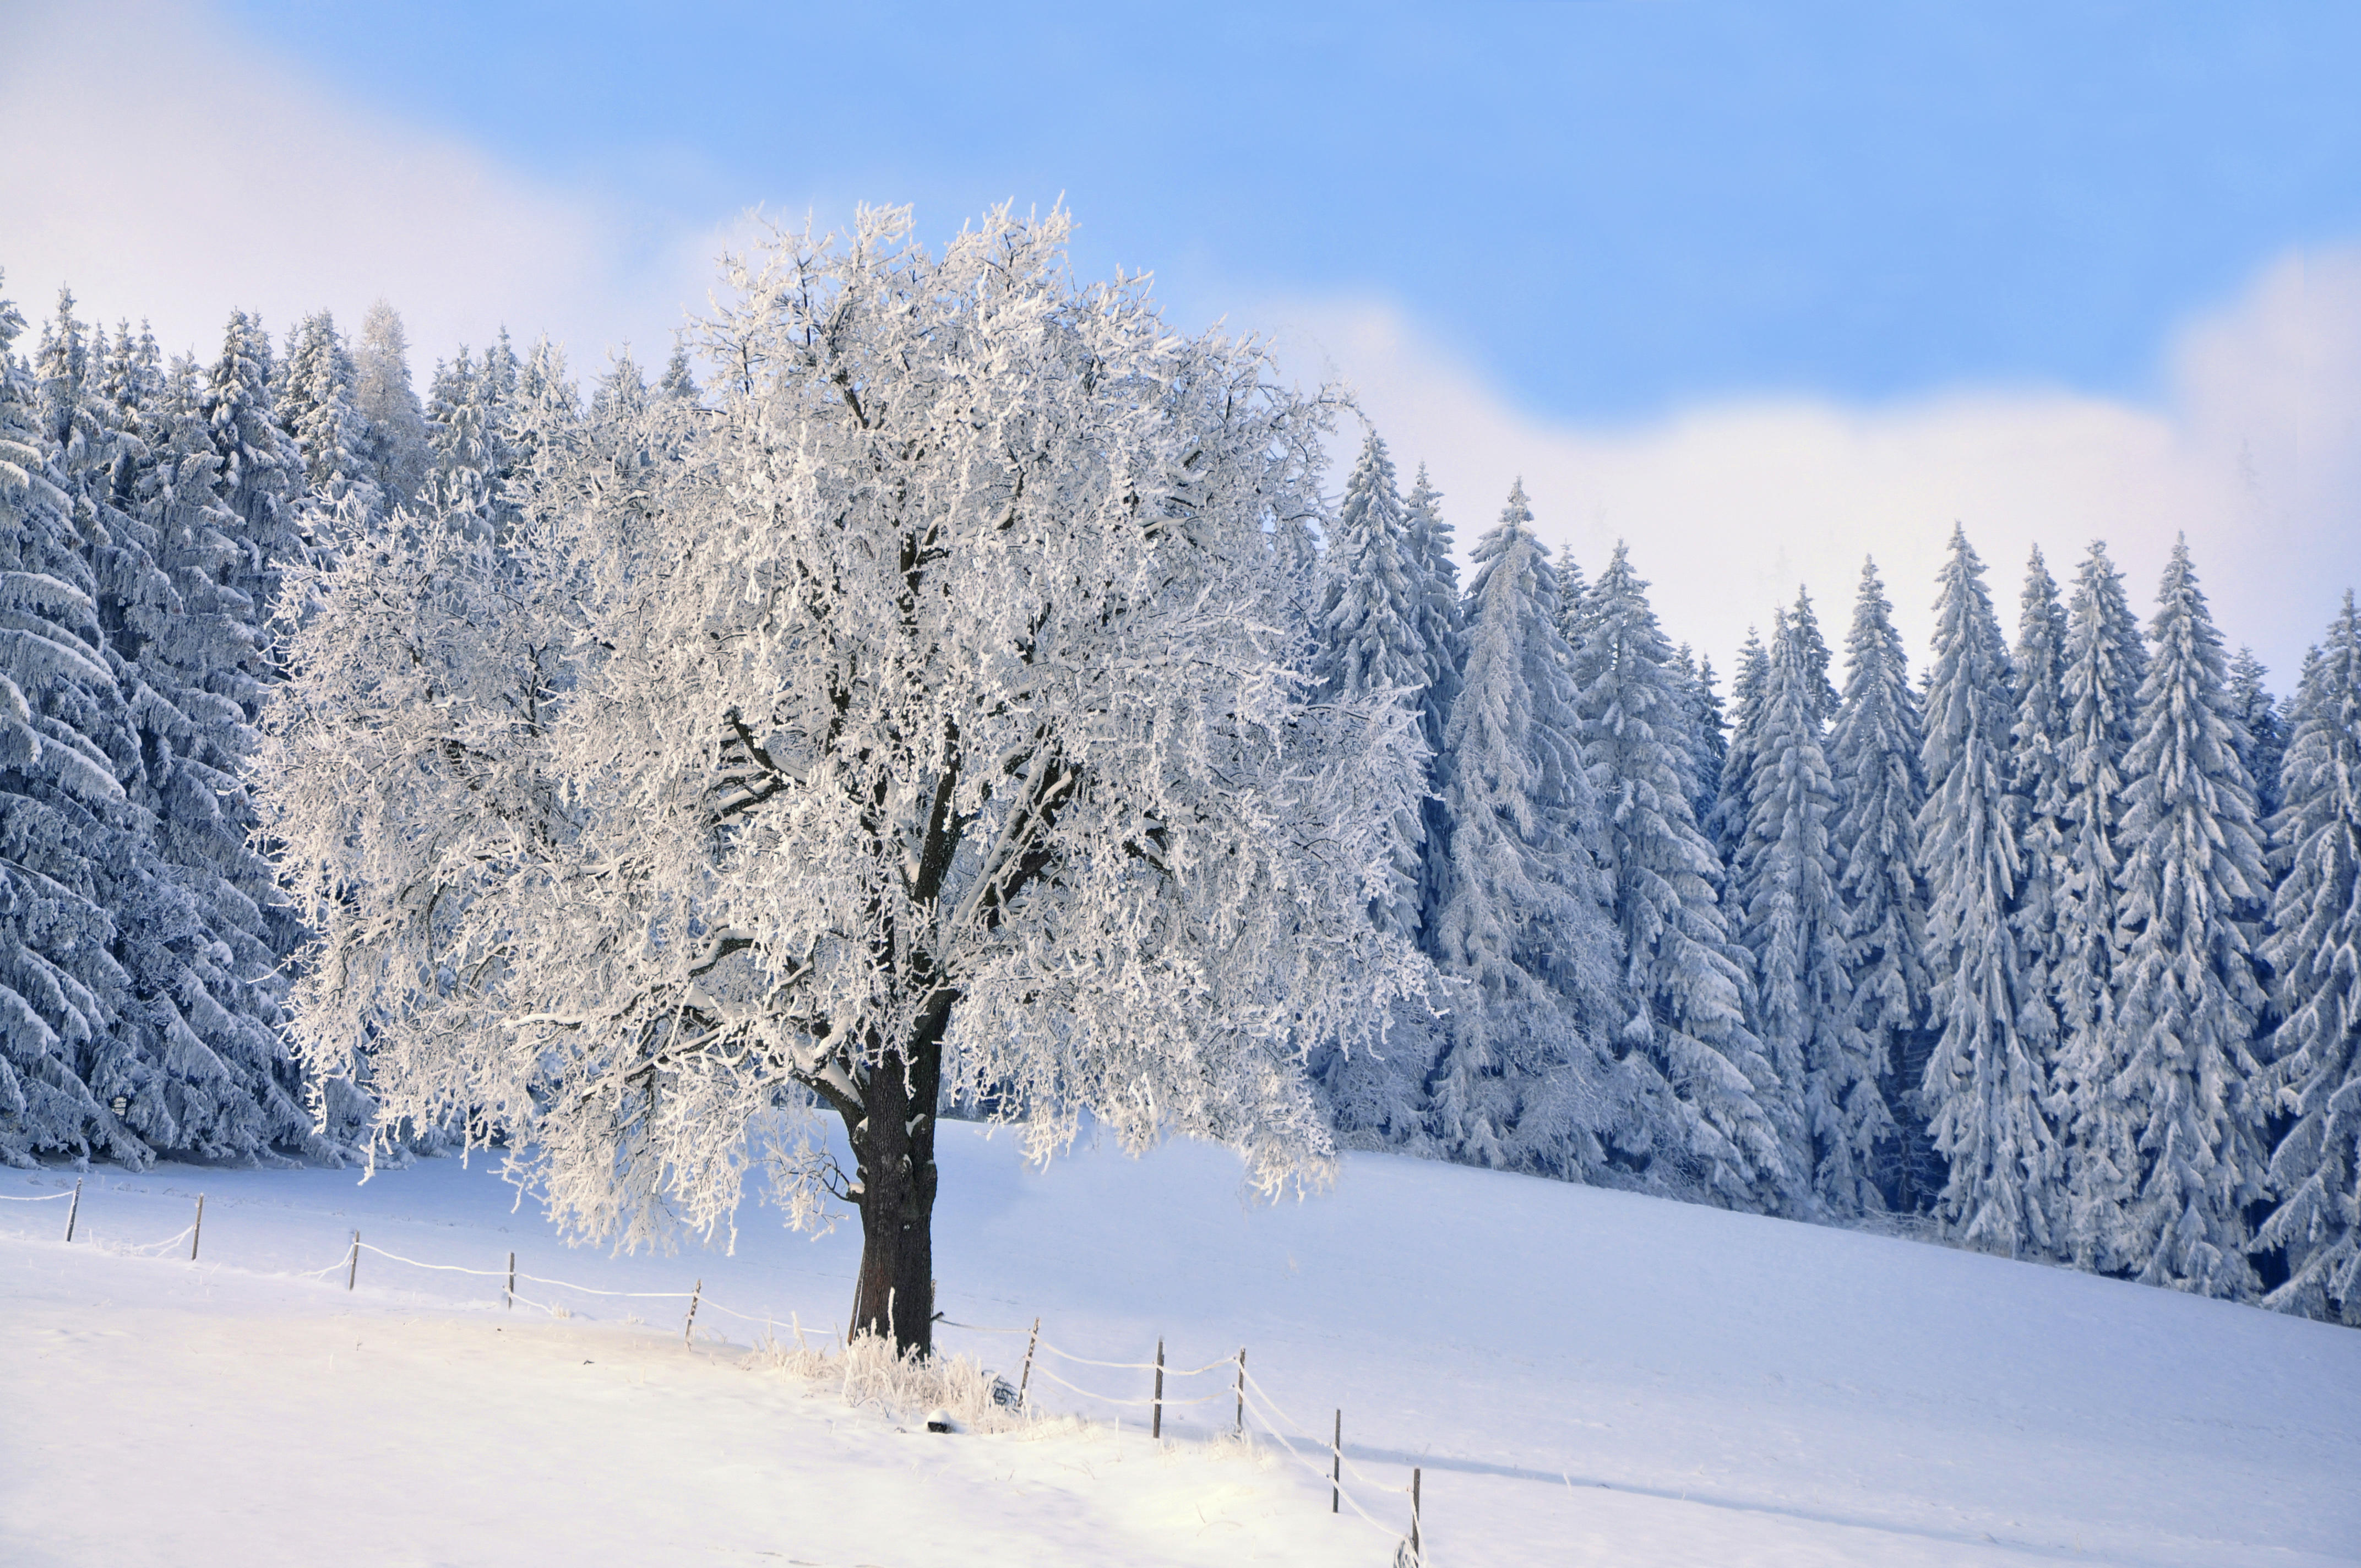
[3,1124,2355,1566]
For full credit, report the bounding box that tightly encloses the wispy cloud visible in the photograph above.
[0,0,716,377]
[1266,249,2361,689]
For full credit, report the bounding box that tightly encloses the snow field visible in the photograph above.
[4,1122,2359,1566]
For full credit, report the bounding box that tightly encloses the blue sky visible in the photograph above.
[218,1,2361,420]
[9,1,2361,677]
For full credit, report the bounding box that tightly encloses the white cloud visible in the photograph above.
[9,2,2354,694]
[0,0,717,380]
[1263,249,2361,693]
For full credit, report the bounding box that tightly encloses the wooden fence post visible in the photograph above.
[507,1251,516,1310]
[1331,1409,1342,1514]
[1410,1467,1422,1561]
[63,1178,80,1242]
[1151,1338,1165,1440]
[1018,1316,1040,1409]
[684,1280,703,1346]
[347,1229,359,1291]
[189,1194,204,1261]
[1234,1348,1245,1434]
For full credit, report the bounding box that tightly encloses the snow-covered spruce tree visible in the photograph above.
[1829,560,1938,1212]
[1918,525,2059,1256]
[1553,541,1588,649]
[1789,587,1840,726]
[258,209,1428,1355]
[353,300,431,509]
[2053,541,2150,1267]
[1737,594,1876,1211]
[0,279,142,1164]
[1573,543,1789,1208]
[2256,595,2361,1321]
[1711,627,1768,864]
[203,312,312,618]
[2228,646,2287,820]
[426,348,495,529]
[2106,538,2270,1296]
[657,341,698,402]
[1311,432,1432,942]
[1403,463,1462,934]
[1675,644,1726,828]
[2008,550,2071,1113]
[1423,483,1625,1177]
[40,292,314,1163]
[1306,432,1453,1146]
[276,309,380,541]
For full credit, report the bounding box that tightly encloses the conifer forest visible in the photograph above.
[5,208,2359,1336]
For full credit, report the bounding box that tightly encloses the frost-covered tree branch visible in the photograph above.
[256,208,1429,1352]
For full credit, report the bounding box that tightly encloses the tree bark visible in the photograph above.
[846,994,950,1357]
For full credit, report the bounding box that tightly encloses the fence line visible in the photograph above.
[7,1185,1424,1560]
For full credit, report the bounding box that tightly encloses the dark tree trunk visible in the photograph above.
[845,992,950,1357]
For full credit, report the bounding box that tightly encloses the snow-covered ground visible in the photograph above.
[3,1125,2355,1567]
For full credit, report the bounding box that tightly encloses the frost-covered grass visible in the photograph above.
[3,1122,2357,1566]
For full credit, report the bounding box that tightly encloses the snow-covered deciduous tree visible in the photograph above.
[2054,541,2149,1268]
[1424,484,1624,1177]
[2256,595,2361,1322]
[2107,538,2270,1297]
[1918,526,2059,1256]
[1738,594,1875,1211]
[1575,543,1788,1209]
[1829,560,1936,1212]
[258,210,1427,1354]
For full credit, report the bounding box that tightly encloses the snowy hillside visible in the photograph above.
[4,1125,2356,1567]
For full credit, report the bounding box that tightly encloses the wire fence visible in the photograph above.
[3,1178,1429,1563]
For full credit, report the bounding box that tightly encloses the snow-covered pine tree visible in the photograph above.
[1403,463,1462,937]
[1675,644,1726,827]
[0,279,144,1165]
[2053,541,2150,1268]
[2255,595,2361,1322]
[1789,587,1839,726]
[1426,482,1625,1177]
[1711,627,1769,864]
[1308,432,1447,1145]
[1918,525,2059,1256]
[52,295,315,1163]
[276,309,380,541]
[1737,592,1878,1211]
[260,209,1429,1354]
[426,349,496,530]
[1829,560,1938,1212]
[203,311,310,627]
[590,349,648,421]
[1574,543,1789,1209]
[2008,549,2071,1147]
[2107,538,2271,1296]
[2227,647,2287,820]
[658,342,698,402]
[353,300,431,510]
[1553,541,1588,651]
[1312,430,1435,940]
